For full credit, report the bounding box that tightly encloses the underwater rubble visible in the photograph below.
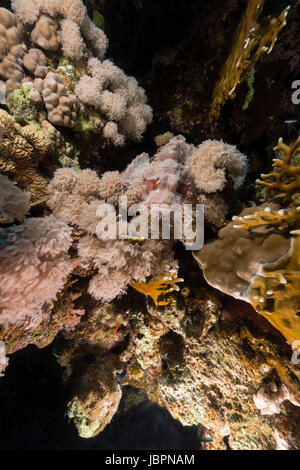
[0,0,300,451]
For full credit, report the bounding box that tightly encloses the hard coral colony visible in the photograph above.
[0,0,299,452]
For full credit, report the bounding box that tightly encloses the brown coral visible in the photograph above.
[23,48,48,78]
[0,109,50,204]
[31,14,60,51]
[42,72,79,127]
[0,7,25,92]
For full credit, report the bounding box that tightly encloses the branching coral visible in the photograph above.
[256,136,300,204]
[233,206,300,231]
[0,215,73,328]
[0,174,30,223]
[209,0,290,122]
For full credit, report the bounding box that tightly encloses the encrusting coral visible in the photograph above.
[67,354,122,438]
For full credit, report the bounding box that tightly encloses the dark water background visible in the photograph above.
[0,345,199,450]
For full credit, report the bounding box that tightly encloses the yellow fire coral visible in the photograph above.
[233,206,300,232]
[249,230,300,350]
[131,270,184,306]
[231,203,300,349]
[209,0,289,122]
[256,136,300,205]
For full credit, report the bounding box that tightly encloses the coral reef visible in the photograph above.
[195,136,300,350]
[194,202,292,299]
[0,0,299,452]
[0,0,152,147]
[47,134,247,303]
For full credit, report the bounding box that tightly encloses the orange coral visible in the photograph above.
[256,136,300,204]
[131,271,184,306]
[249,230,300,349]
[233,206,300,232]
[209,0,289,122]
